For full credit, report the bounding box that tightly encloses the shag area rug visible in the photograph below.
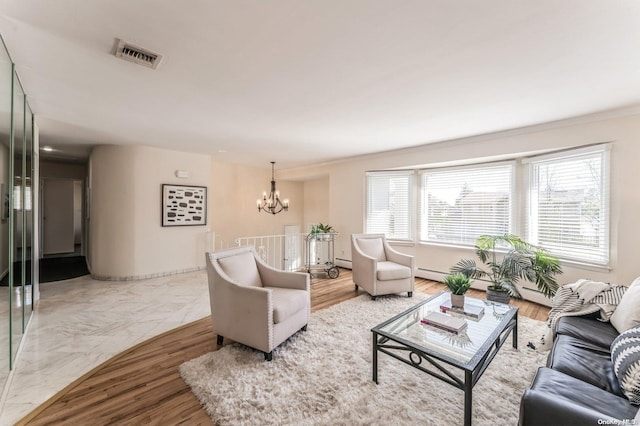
[180,293,547,425]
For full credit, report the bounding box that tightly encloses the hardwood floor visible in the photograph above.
[18,270,549,425]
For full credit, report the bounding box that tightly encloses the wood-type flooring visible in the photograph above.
[18,269,549,425]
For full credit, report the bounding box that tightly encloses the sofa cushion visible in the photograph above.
[555,316,619,350]
[217,251,262,287]
[357,237,386,262]
[519,367,639,426]
[611,277,640,333]
[376,261,411,281]
[611,325,640,405]
[267,287,308,324]
[548,335,623,396]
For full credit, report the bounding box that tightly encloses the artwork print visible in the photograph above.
[162,184,207,226]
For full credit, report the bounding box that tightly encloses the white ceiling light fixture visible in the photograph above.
[114,39,163,69]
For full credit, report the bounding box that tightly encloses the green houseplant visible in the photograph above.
[442,273,472,307]
[450,234,562,303]
[310,223,334,234]
[310,223,335,240]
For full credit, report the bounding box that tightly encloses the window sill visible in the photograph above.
[387,240,415,247]
[559,258,611,272]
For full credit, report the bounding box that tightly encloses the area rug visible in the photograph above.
[180,293,547,425]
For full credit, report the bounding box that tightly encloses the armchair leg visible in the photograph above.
[264,351,273,361]
[408,292,413,298]
[216,335,223,345]
[301,324,308,331]
[354,284,358,291]
[371,295,377,301]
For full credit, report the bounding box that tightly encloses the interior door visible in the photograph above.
[42,179,75,255]
[283,224,301,272]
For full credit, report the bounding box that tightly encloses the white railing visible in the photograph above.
[205,231,237,252]
[235,233,307,271]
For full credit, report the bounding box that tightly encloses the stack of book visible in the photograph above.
[439,301,485,320]
[420,311,468,335]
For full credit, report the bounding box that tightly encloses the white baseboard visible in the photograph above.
[336,260,552,307]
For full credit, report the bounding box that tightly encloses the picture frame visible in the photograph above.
[161,184,207,227]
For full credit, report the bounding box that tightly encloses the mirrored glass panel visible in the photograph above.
[24,104,32,315]
[0,39,11,389]
[10,69,24,366]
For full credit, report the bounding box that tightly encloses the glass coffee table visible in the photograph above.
[371,292,518,426]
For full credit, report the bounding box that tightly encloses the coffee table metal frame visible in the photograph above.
[371,292,518,426]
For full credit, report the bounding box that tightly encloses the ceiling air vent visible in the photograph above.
[114,39,163,69]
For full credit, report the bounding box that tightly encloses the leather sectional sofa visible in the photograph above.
[519,314,639,425]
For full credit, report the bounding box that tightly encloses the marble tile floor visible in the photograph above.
[0,270,211,425]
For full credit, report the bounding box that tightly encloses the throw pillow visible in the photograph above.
[611,277,640,333]
[610,324,640,405]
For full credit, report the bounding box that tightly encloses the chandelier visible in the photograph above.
[257,161,289,215]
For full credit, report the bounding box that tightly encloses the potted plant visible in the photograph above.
[310,223,335,240]
[450,234,562,304]
[442,273,472,307]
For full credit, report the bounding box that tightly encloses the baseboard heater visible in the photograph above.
[336,264,542,294]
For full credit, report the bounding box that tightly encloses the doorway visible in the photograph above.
[283,224,302,272]
[40,178,88,282]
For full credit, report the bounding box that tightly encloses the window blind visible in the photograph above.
[365,171,413,240]
[528,147,609,265]
[420,164,513,245]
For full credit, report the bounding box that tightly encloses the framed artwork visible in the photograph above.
[162,184,207,226]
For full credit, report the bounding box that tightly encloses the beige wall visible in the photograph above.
[284,112,640,305]
[303,176,330,232]
[88,145,212,279]
[210,160,304,249]
[84,112,640,303]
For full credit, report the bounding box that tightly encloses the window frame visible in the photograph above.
[418,161,516,247]
[362,144,612,269]
[524,144,611,267]
[364,170,415,242]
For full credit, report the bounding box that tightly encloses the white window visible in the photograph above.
[527,145,610,265]
[365,171,413,240]
[420,163,513,246]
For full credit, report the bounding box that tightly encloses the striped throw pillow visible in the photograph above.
[611,325,640,405]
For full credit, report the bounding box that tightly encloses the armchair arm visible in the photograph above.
[384,243,415,270]
[212,274,273,353]
[213,274,272,323]
[351,238,377,289]
[256,261,310,292]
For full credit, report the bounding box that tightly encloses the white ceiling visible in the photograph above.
[0,0,639,167]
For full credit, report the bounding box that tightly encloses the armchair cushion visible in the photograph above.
[548,335,622,396]
[356,237,386,261]
[376,261,412,281]
[555,316,619,350]
[217,250,262,287]
[268,287,309,324]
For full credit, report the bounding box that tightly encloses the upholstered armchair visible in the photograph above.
[205,246,310,361]
[351,233,415,300]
